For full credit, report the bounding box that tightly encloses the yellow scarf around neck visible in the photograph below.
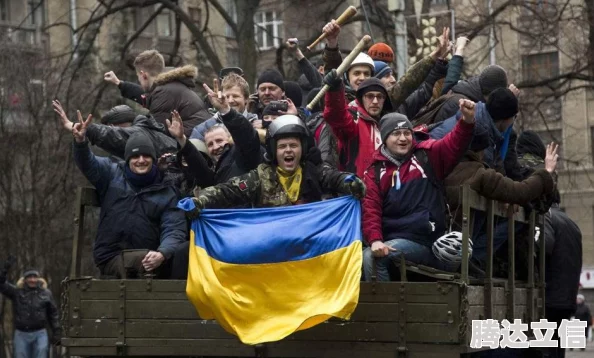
[276,166,303,203]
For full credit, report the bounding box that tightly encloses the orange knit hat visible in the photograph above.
[368,43,394,63]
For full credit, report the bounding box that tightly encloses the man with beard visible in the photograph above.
[322,76,393,178]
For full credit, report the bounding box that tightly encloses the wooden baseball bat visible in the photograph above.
[306,6,358,51]
[306,35,372,111]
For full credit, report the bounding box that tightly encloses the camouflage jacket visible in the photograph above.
[196,163,353,209]
[517,153,544,170]
[322,47,436,109]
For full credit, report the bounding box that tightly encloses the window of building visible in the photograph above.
[156,9,173,37]
[521,51,559,83]
[28,0,45,27]
[226,47,239,67]
[536,129,563,169]
[0,0,9,22]
[254,11,283,50]
[28,79,45,107]
[188,6,201,28]
[591,127,594,166]
[431,0,448,5]
[225,0,238,38]
[134,7,154,35]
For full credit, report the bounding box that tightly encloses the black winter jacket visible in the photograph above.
[182,109,264,186]
[118,81,146,106]
[0,278,60,336]
[541,205,582,311]
[86,115,177,159]
[73,141,188,265]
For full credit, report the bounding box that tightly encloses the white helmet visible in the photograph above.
[432,232,473,265]
[344,52,375,83]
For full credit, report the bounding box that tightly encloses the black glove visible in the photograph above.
[323,69,343,91]
[344,175,366,200]
[187,197,204,220]
[3,255,14,271]
[0,255,14,284]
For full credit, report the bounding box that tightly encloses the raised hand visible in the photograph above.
[508,84,520,98]
[285,38,304,60]
[544,142,559,174]
[203,79,230,114]
[72,110,93,143]
[454,36,470,56]
[166,110,186,146]
[103,71,121,86]
[432,27,451,59]
[322,20,341,48]
[52,100,74,132]
[459,99,476,124]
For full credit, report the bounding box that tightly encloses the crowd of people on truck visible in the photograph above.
[1,17,590,357]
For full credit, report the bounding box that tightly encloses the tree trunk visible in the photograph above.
[235,0,260,87]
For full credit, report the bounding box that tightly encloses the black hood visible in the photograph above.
[517,130,546,160]
[132,115,169,134]
[451,76,484,102]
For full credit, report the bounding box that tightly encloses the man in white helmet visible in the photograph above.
[320,20,451,108]
[344,52,375,92]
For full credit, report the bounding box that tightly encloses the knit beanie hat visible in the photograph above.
[257,69,285,91]
[368,43,394,63]
[283,81,302,107]
[23,269,40,278]
[485,88,518,121]
[517,130,546,160]
[124,133,157,162]
[101,105,136,125]
[374,61,392,80]
[379,113,413,143]
[479,65,508,97]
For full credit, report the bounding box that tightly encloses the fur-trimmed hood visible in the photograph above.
[154,65,198,87]
[16,277,48,289]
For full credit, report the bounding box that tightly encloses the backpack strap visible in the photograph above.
[414,148,453,232]
[374,161,382,188]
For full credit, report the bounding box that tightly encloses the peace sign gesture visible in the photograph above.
[203,78,230,114]
[72,110,93,143]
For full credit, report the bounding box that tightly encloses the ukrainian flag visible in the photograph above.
[177,196,362,345]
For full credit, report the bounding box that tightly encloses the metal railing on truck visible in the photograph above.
[61,185,545,358]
